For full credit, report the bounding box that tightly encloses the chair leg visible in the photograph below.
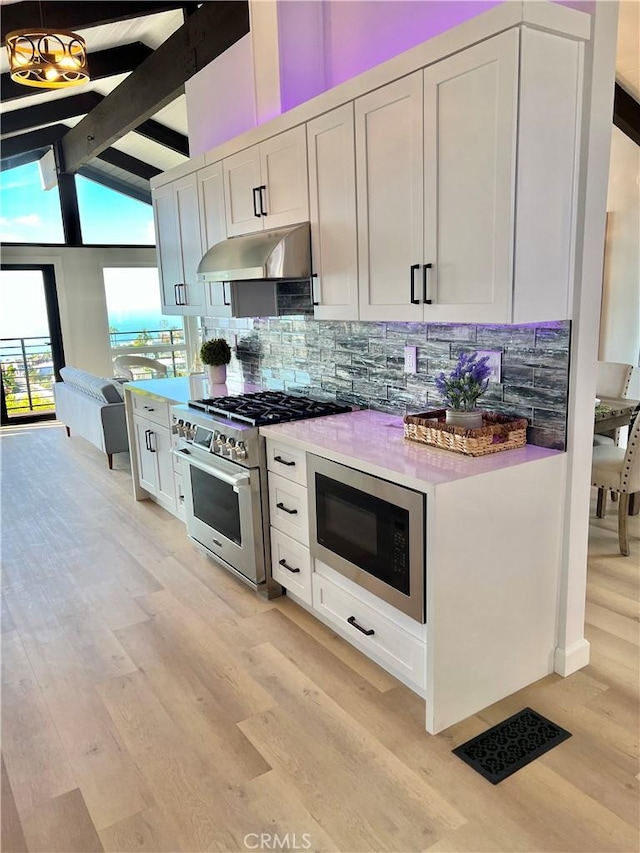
[618,493,630,556]
[596,487,606,518]
[65,425,70,437]
[107,453,113,470]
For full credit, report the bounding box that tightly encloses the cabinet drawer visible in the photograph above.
[266,440,307,486]
[270,528,311,605]
[131,393,170,427]
[312,573,426,692]
[268,472,309,544]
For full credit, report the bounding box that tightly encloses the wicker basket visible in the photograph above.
[403,409,528,457]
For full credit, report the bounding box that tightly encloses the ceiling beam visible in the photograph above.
[614,82,640,148]
[59,1,249,174]
[96,148,162,181]
[0,3,199,43]
[1,124,69,159]
[1,41,153,103]
[78,167,152,204]
[0,148,48,173]
[134,118,188,156]
[1,92,104,137]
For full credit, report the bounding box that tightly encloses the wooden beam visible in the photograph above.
[1,92,104,136]
[1,42,153,103]
[77,167,152,204]
[134,119,189,156]
[96,148,162,181]
[59,1,249,174]
[614,82,640,148]
[0,3,198,43]
[1,124,69,159]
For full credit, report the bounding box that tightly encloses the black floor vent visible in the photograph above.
[452,707,571,784]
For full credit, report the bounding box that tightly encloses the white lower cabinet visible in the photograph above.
[132,415,176,515]
[271,528,312,605]
[312,571,426,694]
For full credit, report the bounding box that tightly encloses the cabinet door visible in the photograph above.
[174,174,205,316]
[260,125,309,230]
[152,183,182,315]
[198,161,232,318]
[223,145,263,237]
[133,416,157,494]
[307,104,359,321]
[152,425,177,511]
[423,30,518,323]
[356,73,424,322]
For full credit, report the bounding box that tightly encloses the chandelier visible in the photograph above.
[6,28,90,89]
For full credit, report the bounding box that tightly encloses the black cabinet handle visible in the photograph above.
[144,429,150,451]
[148,431,156,453]
[174,283,179,305]
[347,616,375,636]
[276,502,298,515]
[253,187,261,218]
[259,185,267,216]
[410,264,420,304]
[279,558,300,574]
[222,282,231,307]
[423,263,433,304]
[274,455,295,467]
[311,272,319,306]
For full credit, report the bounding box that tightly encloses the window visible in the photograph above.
[0,161,65,244]
[104,267,187,377]
[76,175,155,245]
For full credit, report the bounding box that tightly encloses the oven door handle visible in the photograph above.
[171,449,250,491]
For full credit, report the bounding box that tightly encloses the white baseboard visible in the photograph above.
[554,639,591,675]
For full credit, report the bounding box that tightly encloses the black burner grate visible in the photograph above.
[188,392,351,426]
[452,708,571,784]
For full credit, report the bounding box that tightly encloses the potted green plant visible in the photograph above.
[434,351,492,428]
[200,337,232,387]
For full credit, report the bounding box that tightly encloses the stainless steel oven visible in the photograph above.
[175,444,268,585]
[308,454,426,622]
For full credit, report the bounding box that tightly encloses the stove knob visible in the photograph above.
[214,434,226,454]
[233,441,247,461]
[222,438,235,458]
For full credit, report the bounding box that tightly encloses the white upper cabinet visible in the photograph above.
[356,73,425,323]
[422,29,518,323]
[223,125,309,237]
[307,103,359,321]
[197,160,232,318]
[152,172,205,316]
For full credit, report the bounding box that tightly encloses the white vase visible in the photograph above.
[206,364,227,388]
[445,409,483,429]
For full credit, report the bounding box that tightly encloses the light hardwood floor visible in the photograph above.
[1,422,638,853]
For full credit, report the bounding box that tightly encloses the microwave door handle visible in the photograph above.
[171,449,250,490]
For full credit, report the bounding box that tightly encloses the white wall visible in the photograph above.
[1,245,156,377]
[600,125,640,397]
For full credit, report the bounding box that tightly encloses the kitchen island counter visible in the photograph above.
[260,408,560,493]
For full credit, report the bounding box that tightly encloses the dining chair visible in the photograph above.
[595,361,633,399]
[113,355,169,380]
[591,404,640,556]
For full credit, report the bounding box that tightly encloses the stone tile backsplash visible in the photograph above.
[201,316,571,450]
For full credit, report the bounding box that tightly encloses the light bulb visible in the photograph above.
[44,67,59,81]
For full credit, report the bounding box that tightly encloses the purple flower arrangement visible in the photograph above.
[435,351,492,412]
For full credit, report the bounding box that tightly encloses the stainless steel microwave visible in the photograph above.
[307,454,426,622]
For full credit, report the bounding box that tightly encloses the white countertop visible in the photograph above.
[123,377,260,404]
[260,409,561,491]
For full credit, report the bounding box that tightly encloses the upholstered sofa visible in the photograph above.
[53,366,128,468]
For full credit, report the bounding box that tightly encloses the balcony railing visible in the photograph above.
[110,328,188,378]
[0,336,55,418]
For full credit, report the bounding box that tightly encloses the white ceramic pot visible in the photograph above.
[445,409,483,429]
[206,364,227,387]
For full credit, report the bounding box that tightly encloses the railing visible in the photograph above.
[110,328,188,378]
[0,336,55,417]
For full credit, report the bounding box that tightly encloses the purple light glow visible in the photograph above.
[278,0,503,113]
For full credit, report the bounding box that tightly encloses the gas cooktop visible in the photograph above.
[188,391,351,427]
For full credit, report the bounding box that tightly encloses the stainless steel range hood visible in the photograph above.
[197,222,311,282]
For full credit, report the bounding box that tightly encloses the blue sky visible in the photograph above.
[0,161,155,245]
